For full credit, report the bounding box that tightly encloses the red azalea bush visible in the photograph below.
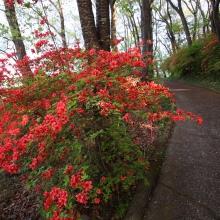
[0,36,202,219]
[201,35,220,78]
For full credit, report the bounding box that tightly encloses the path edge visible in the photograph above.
[122,119,174,220]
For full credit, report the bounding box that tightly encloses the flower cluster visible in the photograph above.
[44,187,68,210]
[0,39,202,219]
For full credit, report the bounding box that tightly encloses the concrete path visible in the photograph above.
[144,80,220,220]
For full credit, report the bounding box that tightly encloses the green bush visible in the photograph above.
[161,34,220,80]
[201,35,220,79]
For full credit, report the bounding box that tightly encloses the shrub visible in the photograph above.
[201,35,220,79]
[0,36,202,219]
[161,34,220,80]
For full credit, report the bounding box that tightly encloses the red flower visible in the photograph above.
[123,113,130,123]
[96,189,102,194]
[77,108,84,114]
[145,163,150,168]
[147,57,153,65]
[29,158,38,170]
[94,198,101,204]
[35,186,42,191]
[57,189,68,208]
[65,165,74,175]
[70,174,81,188]
[101,176,106,181]
[81,181,93,192]
[138,157,143,162]
[35,39,48,49]
[170,98,175,103]
[127,171,133,175]
[111,39,121,45]
[196,117,203,125]
[75,191,88,204]
[146,39,152,44]
[22,174,28,180]
[40,168,54,180]
[137,40,143,45]
[121,175,126,181]
[40,19,45,25]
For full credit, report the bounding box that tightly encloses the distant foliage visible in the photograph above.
[161,35,220,79]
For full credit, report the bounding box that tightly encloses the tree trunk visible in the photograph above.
[49,0,67,47]
[183,0,199,40]
[166,1,179,53]
[76,0,100,50]
[141,0,153,54]
[110,0,117,49]
[210,0,220,43]
[141,0,153,81]
[57,0,67,47]
[167,0,192,46]
[77,0,110,51]
[156,0,178,53]
[4,0,27,60]
[128,8,140,47]
[198,0,210,37]
[96,0,110,51]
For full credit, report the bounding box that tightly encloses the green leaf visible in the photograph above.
[23,2,31,8]
[64,175,70,187]
[152,5,160,11]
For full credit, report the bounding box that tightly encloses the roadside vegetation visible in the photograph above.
[161,34,220,92]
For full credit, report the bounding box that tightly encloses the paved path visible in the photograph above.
[144,81,220,220]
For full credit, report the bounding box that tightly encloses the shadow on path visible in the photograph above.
[144,80,220,220]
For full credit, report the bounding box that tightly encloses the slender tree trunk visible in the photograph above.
[210,0,220,43]
[4,0,27,60]
[141,0,153,54]
[110,0,117,49]
[183,0,199,40]
[198,0,210,37]
[141,0,153,81]
[128,8,140,47]
[156,0,178,53]
[166,1,179,52]
[57,0,67,47]
[167,0,192,45]
[96,0,110,51]
[122,15,128,51]
[128,17,137,46]
[49,0,67,47]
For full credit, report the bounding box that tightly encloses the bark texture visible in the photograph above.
[77,0,110,51]
[4,0,27,60]
[210,0,220,43]
[76,0,100,50]
[110,0,117,47]
[141,0,153,80]
[141,0,153,54]
[96,0,110,51]
[167,0,192,46]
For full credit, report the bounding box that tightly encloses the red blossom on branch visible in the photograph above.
[0,40,202,218]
